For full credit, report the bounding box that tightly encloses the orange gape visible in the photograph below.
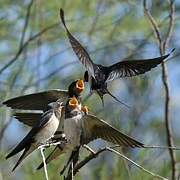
[69,97,79,109]
[76,79,84,93]
[81,106,89,115]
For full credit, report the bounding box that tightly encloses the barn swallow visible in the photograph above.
[2,79,84,111]
[36,97,144,173]
[8,80,84,141]
[6,101,63,171]
[36,97,83,175]
[60,8,174,106]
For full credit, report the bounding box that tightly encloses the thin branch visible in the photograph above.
[0,22,59,75]
[143,1,177,179]
[143,0,162,52]
[143,145,180,150]
[19,0,34,48]
[106,147,168,180]
[110,144,180,151]
[163,0,175,52]
[0,14,96,74]
[39,146,49,180]
[65,145,168,180]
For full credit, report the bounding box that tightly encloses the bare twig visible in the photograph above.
[0,22,59,75]
[143,1,177,179]
[106,147,168,180]
[19,0,34,48]
[65,145,168,180]
[163,0,175,52]
[143,145,180,150]
[109,144,180,151]
[143,0,162,51]
[83,145,96,154]
[39,146,49,180]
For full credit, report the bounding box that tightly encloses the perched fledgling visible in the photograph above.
[36,97,144,177]
[6,101,63,171]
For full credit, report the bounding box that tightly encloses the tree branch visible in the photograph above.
[39,146,49,180]
[19,0,34,48]
[65,145,168,180]
[143,1,177,179]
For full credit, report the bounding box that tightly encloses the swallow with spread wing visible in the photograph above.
[2,79,84,111]
[60,8,174,107]
[34,97,144,175]
[6,101,63,171]
[4,80,84,171]
[38,97,84,176]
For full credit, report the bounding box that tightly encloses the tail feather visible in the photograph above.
[6,137,31,159]
[105,88,130,109]
[96,91,104,107]
[12,144,37,171]
[60,147,80,176]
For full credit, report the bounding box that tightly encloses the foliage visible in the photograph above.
[0,0,180,179]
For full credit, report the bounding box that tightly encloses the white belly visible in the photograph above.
[35,113,59,144]
[64,115,82,150]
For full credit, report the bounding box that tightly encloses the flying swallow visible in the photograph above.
[60,8,174,106]
[6,101,63,171]
[36,97,144,174]
[2,79,84,111]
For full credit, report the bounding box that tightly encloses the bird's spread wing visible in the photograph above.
[14,112,42,127]
[82,114,143,148]
[3,89,68,110]
[106,51,173,82]
[5,111,52,160]
[60,9,96,78]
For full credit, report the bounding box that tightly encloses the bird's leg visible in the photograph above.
[83,145,96,154]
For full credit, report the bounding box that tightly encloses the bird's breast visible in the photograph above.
[35,113,59,144]
[63,116,82,150]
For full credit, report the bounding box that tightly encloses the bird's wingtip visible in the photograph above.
[6,153,11,160]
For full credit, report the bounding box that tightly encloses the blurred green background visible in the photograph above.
[0,0,180,179]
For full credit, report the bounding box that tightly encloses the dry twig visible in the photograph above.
[143,0,177,179]
[65,145,170,180]
[39,146,49,180]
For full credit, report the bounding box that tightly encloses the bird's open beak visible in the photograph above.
[69,97,79,109]
[81,105,89,115]
[76,79,84,93]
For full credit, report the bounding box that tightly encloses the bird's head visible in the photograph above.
[68,79,84,98]
[65,97,82,118]
[68,97,79,109]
